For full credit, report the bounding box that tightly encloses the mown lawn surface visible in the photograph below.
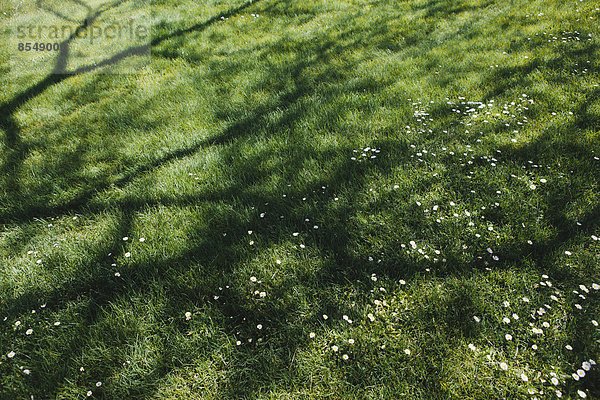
[1,0,599,398]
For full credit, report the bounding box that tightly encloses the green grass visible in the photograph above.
[1,0,600,398]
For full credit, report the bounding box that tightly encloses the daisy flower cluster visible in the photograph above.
[468,273,600,398]
[351,146,381,162]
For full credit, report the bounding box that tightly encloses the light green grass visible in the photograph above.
[1,0,599,398]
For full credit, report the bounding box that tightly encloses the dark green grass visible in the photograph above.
[1,0,600,398]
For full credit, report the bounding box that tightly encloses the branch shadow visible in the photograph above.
[0,0,261,220]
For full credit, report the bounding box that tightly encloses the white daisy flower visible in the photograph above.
[582,361,591,371]
[520,373,528,382]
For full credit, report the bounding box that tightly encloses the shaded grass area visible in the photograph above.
[0,0,600,398]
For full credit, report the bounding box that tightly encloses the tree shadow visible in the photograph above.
[1,0,599,398]
[0,0,260,216]
[1,10,417,394]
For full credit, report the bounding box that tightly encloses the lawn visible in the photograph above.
[1,0,599,398]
